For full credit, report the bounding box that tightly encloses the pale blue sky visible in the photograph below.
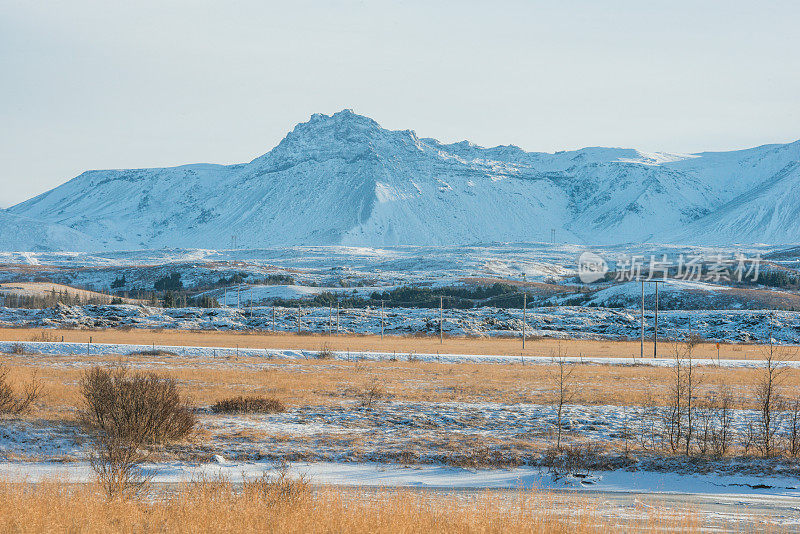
[1,0,798,207]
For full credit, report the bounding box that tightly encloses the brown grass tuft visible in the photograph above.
[210,395,286,414]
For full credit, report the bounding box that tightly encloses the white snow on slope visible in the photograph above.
[3,111,799,251]
[0,211,100,252]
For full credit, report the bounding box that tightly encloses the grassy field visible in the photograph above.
[0,479,711,533]
[2,345,798,419]
[0,327,777,360]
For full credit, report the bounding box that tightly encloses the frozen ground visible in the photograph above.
[1,459,798,495]
[0,242,783,289]
[0,339,793,367]
[4,343,800,528]
[1,459,796,529]
[2,302,800,344]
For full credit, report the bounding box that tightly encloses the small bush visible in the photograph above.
[685,331,706,349]
[360,382,384,409]
[0,368,42,415]
[28,331,59,343]
[80,366,196,498]
[542,443,602,479]
[211,396,285,414]
[80,366,196,445]
[314,344,334,359]
[127,349,178,357]
[9,343,25,355]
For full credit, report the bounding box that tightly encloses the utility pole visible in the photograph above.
[297,305,301,334]
[328,304,333,335]
[237,285,240,309]
[224,287,227,308]
[439,296,443,344]
[654,281,660,358]
[522,293,527,350]
[380,300,384,341]
[272,306,276,332]
[640,280,644,361]
[336,303,340,334]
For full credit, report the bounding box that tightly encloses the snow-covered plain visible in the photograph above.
[0,339,790,367]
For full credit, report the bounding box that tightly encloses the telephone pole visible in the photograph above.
[439,296,443,344]
[640,280,644,360]
[380,300,385,341]
[644,280,664,358]
[654,281,660,358]
[522,293,527,350]
[336,303,340,334]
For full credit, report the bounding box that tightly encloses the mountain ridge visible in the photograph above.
[5,110,800,251]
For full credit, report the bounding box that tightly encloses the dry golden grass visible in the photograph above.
[0,327,778,361]
[2,349,799,420]
[0,479,712,533]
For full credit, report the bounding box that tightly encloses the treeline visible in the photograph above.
[601,266,800,290]
[161,291,219,309]
[0,289,122,309]
[271,283,541,309]
[0,288,219,310]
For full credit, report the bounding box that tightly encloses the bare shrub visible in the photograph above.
[80,366,196,498]
[28,330,59,343]
[360,382,384,409]
[127,349,178,357]
[444,445,515,468]
[81,366,195,445]
[685,332,705,349]
[0,368,43,415]
[9,343,25,355]
[211,396,285,414]
[637,389,660,451]
[542,443,601,479]
[314,344,334,359]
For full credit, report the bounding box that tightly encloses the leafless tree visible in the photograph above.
[0,367,42,415]
[710,385,733,457]
[682,340,699,456]
[754,336,793,457]
[663,334,700,455]
[788,399,800,457]
[550,345,575,450]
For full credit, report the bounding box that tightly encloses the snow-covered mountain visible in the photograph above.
[5,110,800,251]
[0,210,101,252]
